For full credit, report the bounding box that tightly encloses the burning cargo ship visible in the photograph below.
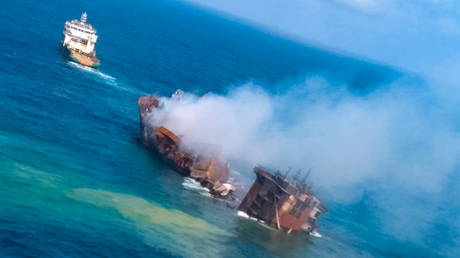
[137,90,326,235]
[238,167,326,233]
[138,93,235,197]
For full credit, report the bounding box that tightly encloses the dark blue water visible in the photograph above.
[2,0,456,257]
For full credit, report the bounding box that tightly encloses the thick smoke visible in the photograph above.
[149,75,460,252]
[151,76,459,196]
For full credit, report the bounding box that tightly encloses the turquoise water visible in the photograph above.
[2,0,458,257]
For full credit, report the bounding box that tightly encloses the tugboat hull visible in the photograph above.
[68,49,100,68]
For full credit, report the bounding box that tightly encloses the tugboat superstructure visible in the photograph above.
[62,12,100,67]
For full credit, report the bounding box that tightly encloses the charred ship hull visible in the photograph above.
[137,92,326,234]
[238,167,326,233]
[138,95,234,197]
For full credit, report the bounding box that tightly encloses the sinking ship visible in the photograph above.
[137,91,326,235]
[238,167,326,233]
[62,12,100,68]
[138,92,235,198]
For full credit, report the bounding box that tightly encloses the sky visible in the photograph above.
[143,2,460,253]
[183,0,460,81]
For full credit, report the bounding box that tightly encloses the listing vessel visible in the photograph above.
[238,167,327,233]
[62,12,100,68]
[137,91,327,235]
[138,91,235,198]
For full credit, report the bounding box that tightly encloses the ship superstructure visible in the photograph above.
[238,167,326,233]
[62,12,100,67]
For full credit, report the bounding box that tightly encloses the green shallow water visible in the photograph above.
[2,0,457,257]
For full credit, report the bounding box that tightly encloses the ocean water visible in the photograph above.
[1,0,456,257]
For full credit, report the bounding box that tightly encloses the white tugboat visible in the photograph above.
[62,12,100,68]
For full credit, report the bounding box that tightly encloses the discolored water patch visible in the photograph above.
[67,188,230,257]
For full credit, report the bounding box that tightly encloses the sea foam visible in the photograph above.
[67,61,117,85]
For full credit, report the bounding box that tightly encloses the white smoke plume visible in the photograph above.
[146,75,460,253]
[149,76,460,201]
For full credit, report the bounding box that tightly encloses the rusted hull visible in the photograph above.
[238,167,326,233]
[137,94,326,234]
[138,95,234,198]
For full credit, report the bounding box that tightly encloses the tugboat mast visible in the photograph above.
[80,12,87,23]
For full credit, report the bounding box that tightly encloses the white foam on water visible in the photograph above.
[237,210,267,225]
[309,230,323,238]
[67,61,117,85]
[199,191,212,198]
[68,61,115,80]
[237,211,250,218]
[182,177,212,197]
[67,61,146,95]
